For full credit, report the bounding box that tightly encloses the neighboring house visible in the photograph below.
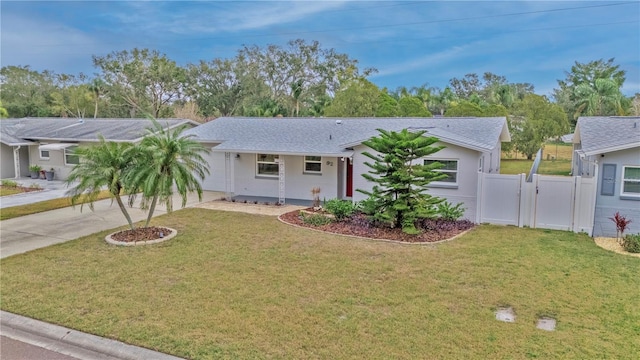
[184,116,510,221]
[0,118,197,181]
[572,116,640,237]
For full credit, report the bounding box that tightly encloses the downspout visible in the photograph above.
[13,146,21,179]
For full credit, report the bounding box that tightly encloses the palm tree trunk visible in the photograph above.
[115,195,136,230]
[145,194,159,227]
[94,100,98,119]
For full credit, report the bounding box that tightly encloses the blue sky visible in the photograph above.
[2,1,639,96]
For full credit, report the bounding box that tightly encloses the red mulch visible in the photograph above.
[110,227,173,242]
[279,209,475,243]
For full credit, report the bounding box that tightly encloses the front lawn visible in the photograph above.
[1,209,638,359]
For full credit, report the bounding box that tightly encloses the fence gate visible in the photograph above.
[479,173,523,226]
[532,175,576,231]
[478,173,596,235]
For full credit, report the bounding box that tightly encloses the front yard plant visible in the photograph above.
[359,128,447,234]
[622,233,640,253]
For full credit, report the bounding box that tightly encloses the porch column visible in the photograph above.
[276,156,285,205]
[13,146,21,179]
[224,152,233,199]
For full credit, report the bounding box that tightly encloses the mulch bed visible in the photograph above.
[280,209,475,243]
[110,227,173,243]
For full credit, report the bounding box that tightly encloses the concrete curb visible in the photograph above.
[0,311,183,360]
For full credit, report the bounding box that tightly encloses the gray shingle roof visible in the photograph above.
[574,116,640,156]
[184,117,510,155]
[0,118,197,144]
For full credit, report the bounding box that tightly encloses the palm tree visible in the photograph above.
[129,119,210,227]
[574,78,624,117]
[88,78,108,118]
[65,137,138,229]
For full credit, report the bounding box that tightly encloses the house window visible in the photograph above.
[65,146,79,165]
[40,149,50,159]
[424,159,458,184]
[304,156,322,174]
[621,166,640,197]
[256,154,279,176]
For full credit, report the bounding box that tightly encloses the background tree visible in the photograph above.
[324,78,381,117]
[553,58,627,123]
[93,48,186,118]
[358,129,447,234]
[0,65,56,117]
[129,119,210,227]
[50,73,95,118]
[397,96,432,117]
[65,139,138,229]
[510,94,569,159]
[237,39,375,116]
[0,101,8,118]
[428,87,457,115]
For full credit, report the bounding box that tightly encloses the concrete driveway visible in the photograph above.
[0,179,73,209]
[0,191,224,259]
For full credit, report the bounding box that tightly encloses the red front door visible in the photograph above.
[346,158,353,197]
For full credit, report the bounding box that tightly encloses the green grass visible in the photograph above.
[501,143,573,176]
[0,186,23,197]
[0,190,112,220]
[1,209,638,359]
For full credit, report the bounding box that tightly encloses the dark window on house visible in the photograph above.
[304,156,322,173]
[424,159,458,184]
[256,154,279,176]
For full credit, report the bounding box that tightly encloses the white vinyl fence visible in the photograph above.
[477,173,597,235]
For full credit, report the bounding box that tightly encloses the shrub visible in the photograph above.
[1,180,18,188]
[324,199,355,221]
[300,212,333,226]
[609,212,632,241]
[29,164,42,172]
[437,201,465,221]
[621,234,640,253]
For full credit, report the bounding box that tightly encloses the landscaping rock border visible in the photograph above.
[105,227,177,246]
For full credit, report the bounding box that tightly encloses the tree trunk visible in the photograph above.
[144,194,159,227]
[115,195,135,230]
[94,100,98,119]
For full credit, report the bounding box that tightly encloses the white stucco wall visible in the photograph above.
[351,142,482,221]
[592,147,640,237]
[200,150,340,201]
[28,144,77,180]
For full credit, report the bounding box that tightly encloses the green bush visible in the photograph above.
[300,212,333,226]
[29,164,42,172]
[621,233,640,253]
[324,199,355,221]
[1,180,18,188]
[437,201,465,221]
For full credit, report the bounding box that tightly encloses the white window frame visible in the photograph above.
[621,165,640,198]
[304,156,322,174]
[64,145,79,166]
[39,147,50,159]
[256,154,279,177]
[424,158,459,187]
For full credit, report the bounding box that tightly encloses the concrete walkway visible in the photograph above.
[0,178,73,209]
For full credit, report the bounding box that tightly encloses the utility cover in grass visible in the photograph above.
[537,317,556,331]
[495,307,516,322]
